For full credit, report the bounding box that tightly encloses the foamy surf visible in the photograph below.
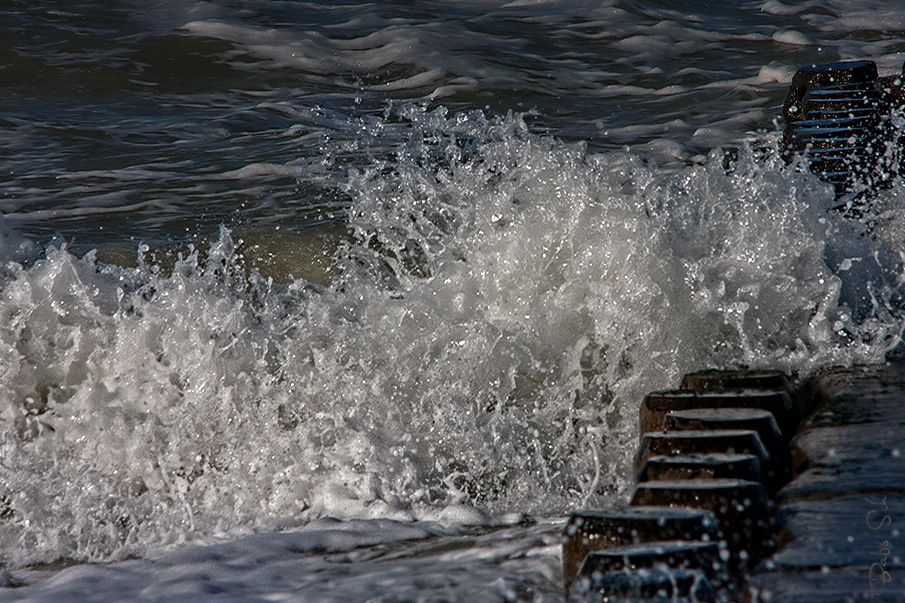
[2,110,903,574]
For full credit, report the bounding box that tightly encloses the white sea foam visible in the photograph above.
[772,29,814,46]
[0,517,564,602]
[760,1,805,16]
[2,111,903,576]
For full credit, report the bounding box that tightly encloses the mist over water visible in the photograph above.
[3,0,905,590]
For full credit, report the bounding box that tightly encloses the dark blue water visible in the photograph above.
[6,0,897,249]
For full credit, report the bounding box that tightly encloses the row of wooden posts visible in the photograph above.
[562,369,800,601]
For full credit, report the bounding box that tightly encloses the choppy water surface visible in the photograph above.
[2,1,905,600]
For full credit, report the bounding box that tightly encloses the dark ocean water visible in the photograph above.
[7,0,890,249]
[2,1,905,600]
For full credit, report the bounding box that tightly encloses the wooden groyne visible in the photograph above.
[563,364,905,602]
